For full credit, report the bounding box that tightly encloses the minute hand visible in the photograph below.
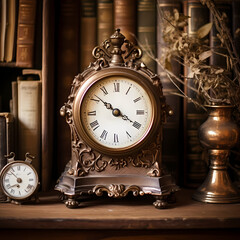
[94,95,113,110]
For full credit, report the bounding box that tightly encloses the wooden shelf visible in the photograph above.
[1,189,240,239]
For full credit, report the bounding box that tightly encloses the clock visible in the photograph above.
[55,29,178,209]
[0,152,39,204]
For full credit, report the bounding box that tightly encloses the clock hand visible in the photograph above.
[94,95,133,122]
[10,170,18,179]
[121,114,133,123]
[7,184,20,189]
[94,95,113,110]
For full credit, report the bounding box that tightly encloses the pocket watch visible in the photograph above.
[55,29,178,209]
[0,152,40,204]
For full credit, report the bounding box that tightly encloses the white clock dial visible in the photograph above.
[81,76,153,149]
[1,162,38,199]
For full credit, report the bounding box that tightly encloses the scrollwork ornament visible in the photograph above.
[109,158,128,170]
[93,184,142,198]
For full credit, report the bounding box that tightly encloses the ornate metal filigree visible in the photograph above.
[93,184,142,198]
[109,158,128,170]
[70,128,108,176]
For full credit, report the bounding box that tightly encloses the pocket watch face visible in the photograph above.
[74,72,158,155]
[0,161,38,200]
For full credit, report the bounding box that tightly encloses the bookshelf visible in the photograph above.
[0,0,240,191]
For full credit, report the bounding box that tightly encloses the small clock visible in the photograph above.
[0,152,40,204]
[56,29,178,209]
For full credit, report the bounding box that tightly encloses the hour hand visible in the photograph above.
[121,114,133,123]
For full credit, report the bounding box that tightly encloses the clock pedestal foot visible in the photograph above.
[153,196,168,209]
[65,196,80,209]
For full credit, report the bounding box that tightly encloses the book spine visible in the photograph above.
[183,0,208,187]
[138,0,156,71]
[0,113,14,201]
[4,0,17,62]
[17,80,41,175]
[157,0,182,183]
[210,0,232,69]
[97,0,113,45]
[114,0,137,44]
[0,115,7,201]
[232,0,240,55]
[80,0,97,71]
[0,0,7,61]
[16,0,37,68]
[56,0,80,176]
[41,0,55,190]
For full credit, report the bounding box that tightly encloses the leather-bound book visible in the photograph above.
[97,0,113,45]
[56,0,80,176]
[16,0,37,68]
[157,0,182,184]
[0,113,15,202]
[138,0,156,71]
[17,71,42,175]
[80,0,97,71]
[233,0,240,55]
[210,0,232,69]
[183,0,208,187]
[4,0,17,62]
[114,0,137,44]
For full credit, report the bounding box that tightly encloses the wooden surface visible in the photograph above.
[1,189,240,239]
[0,189,240,230]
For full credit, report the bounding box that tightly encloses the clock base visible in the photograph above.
[55,170,179,209]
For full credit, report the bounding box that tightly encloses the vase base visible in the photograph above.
[192,182,240,203]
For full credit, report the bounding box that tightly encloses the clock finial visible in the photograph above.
[109,29,126,66]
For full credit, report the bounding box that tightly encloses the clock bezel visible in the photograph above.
[0,160,39,200]
[72,67,162,156]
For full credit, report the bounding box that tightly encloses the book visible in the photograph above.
[0,0,7,61]
[138,0,156,72]
[0,112,14,202]
[17,70,42,175]
[97,0,113,45]
[80,0,97,71]
[56,0,80,176]
[114,0,137,44]
[4,0,17,62]
[232,0,240,55]
[41,0,55,190]
[16,0,37,68]
[210,0,232,69]
[183,0,208,187]
[156,0,182,183]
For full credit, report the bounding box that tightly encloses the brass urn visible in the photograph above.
[192,105,240,203]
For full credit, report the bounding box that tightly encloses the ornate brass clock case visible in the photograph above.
[55,29,178,209]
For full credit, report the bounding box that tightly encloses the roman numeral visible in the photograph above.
[114,82,120,92]
[100,130,108,140]
[90,98,100,102]
[126,131,131,138]
[90,120,100,131]
[114,133,119,143]
[17,165,21,171]
[100,86,108,95]
[133,121,141,130]
[88,111,96,116]
[133,97,141,103]
[136,110,144,115]
[126,86,131,95]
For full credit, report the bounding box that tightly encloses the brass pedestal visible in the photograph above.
[193,150,240,203]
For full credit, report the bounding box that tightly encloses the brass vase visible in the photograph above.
[192,105,240,203]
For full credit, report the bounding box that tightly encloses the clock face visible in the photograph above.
[1,162,38,200]
[79,76,154,152]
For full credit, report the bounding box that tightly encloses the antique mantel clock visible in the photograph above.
[55,29,178,209]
